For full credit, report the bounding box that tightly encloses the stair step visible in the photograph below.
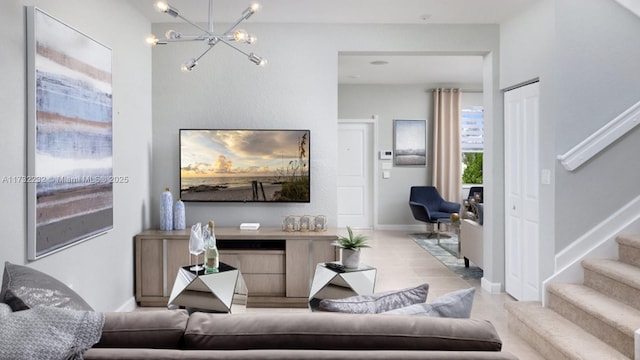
[617,234,640,267]
[506,301,629,360]
[548,283,640,358]
[583,258,640,310]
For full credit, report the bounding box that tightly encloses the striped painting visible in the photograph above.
[27,8,113,259]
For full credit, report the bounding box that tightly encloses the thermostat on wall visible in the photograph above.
[379,150,393,160]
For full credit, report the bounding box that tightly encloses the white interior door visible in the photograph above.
[504,82,540,301]
[337,122,373,229]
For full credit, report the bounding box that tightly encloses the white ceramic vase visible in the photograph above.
[341,248,361,269]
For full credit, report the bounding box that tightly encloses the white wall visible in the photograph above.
[500,0,557,291]
[151,22,500,231]
[151,23,338,228]
[553,0,640,250]
[0,0,152,311]
[500,0,640,287]
[338,84,483,227]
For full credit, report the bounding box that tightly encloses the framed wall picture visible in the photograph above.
[394,120,427,166]
[26,7,113,260]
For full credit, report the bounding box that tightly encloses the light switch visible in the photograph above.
[382,171,391,179]
[541,169,551,184]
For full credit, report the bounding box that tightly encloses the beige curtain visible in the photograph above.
[432,88,461,203]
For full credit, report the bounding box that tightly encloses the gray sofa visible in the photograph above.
[2,262,516,359]
[84,309,518,359]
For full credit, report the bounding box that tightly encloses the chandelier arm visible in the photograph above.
[222,16,249,36]
[175,13,213,35]
[164,35,212,43]
[193,43,217,63]
[208,0,214,33]
[218,38,252,57]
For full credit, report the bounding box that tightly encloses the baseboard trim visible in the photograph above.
[542,195,640,306]
[636,329,640,360]
[481,277,502,294]
[115,296,137,312]
[376,224,430,232]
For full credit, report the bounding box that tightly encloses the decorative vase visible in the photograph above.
[173,199,185,230]
[160,187,173,231]
[341,248,360,269]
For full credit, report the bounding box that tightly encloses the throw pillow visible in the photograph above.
[383,287,476,318]
[1,261,94,311]
[0,303,11,316]
[0,305,104,360]
[318,283,429,314]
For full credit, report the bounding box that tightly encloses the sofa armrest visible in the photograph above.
[94,309,189,349]
[460,219,483,269]
[184,312,503,352]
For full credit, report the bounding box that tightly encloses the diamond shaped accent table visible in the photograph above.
[308,262,377,311]
[168,262,247,313]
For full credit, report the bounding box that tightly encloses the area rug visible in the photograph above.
[409,233,483,280]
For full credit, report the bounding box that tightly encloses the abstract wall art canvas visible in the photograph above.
[394,120,427,166]
[26,7,113,260]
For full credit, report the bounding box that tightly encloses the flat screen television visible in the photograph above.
[179,129,310,202]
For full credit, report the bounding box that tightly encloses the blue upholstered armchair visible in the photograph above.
[409,186,461,236]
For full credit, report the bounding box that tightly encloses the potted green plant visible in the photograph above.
[334,226,370,269]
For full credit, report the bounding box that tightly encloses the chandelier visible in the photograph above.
[146,0,266,72]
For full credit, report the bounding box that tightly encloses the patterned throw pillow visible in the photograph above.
[1,262,94,311]
[383,287,476,318]
[0,305,104,360]
[0,303,11,316]
[318,283,429,314]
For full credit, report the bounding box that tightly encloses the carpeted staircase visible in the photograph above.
[506,234,640,360]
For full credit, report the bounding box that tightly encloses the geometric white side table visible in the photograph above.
[308,262,376,311]
[168,262,247,313]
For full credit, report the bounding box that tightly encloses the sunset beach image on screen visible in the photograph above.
[179,129,310,202]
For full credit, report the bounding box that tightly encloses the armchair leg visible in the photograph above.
[419,223,438,238]
[464,257,470,268]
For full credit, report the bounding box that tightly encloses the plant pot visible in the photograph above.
[341,248,361,269]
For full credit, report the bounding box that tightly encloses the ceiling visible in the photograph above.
[337,54,483,86]
[131,0,536,85]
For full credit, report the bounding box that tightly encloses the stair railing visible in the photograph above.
[557,99,640,171]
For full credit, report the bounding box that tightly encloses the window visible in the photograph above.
[461,106,484,184]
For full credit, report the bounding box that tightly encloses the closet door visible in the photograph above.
[504,82,540,301]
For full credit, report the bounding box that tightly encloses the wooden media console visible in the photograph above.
[135,227,339,308]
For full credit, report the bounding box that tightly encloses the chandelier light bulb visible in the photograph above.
[181,59,197,72]
[165,29,180,40]
[233,29,249,42]
[242,3,261,19]
[145,34,159,46]
[154,1,169,12]
[248,53,266,67]
[247,35,257,44]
